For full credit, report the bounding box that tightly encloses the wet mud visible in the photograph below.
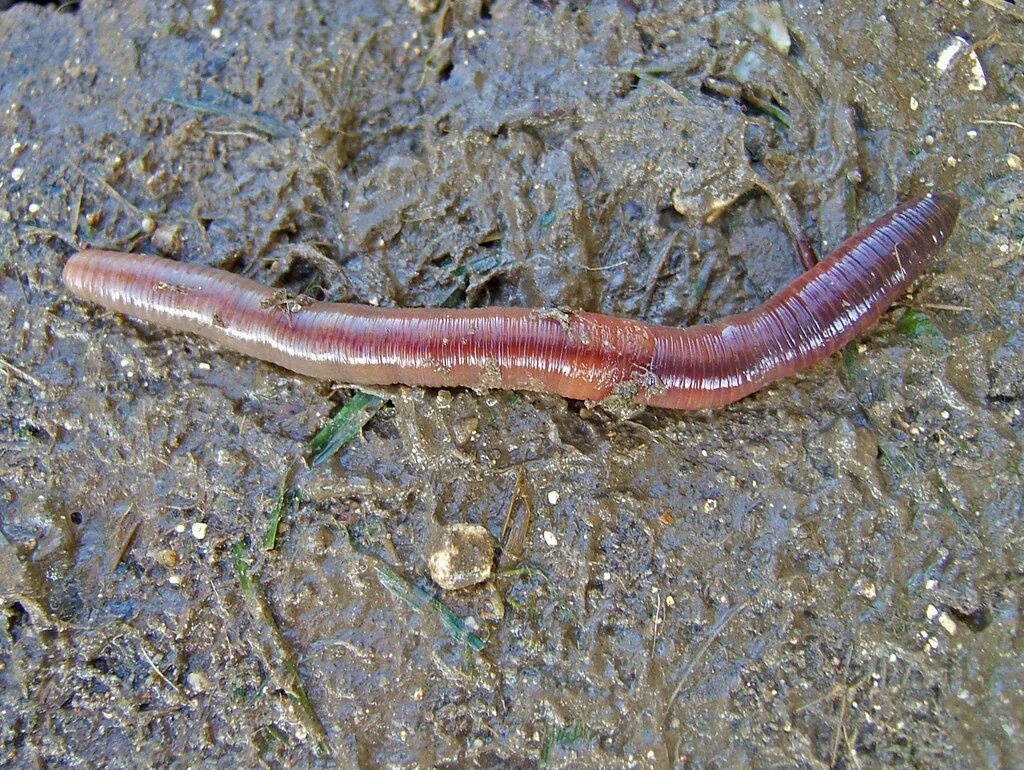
[1,1,1022,767]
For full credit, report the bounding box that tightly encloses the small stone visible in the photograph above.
[10,167,23,181]
[155,548,178,567]
[191,522,208,540]
[938,612,958,635]
[186,671,211,692]
[543,530,558,547]
[0,209,10,222]
[150,222,183,255]
[451,415,478,445]
[27,203,40,214]
[140,215,157,235]
[547,490,560,505]
[210,27,222,39]
[909,96,919,111]
[408,0,439,12]
[168,574,182,585]
[1008,153,1023,171]
[926,603,939,620]
[428,523,494,590]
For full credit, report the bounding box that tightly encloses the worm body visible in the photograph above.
[63,192,959,409]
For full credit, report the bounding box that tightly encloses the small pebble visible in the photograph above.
[191,522,207,540]
[210,27,222,39]
[941,410,950,420]
[428,523,494,590]
[0,209,10,222]
[926,603,939,620]
[1008,153,1023,171]
[186,671,211,692]
[155,548,178,567]
[27,203,40,214]
[151,222,183,255]
[547,490,560,505]
[175,523,186,533]
[543,530,558,547]
[168,574,182,585]
[938,612,958,635]
[10,167,23,181]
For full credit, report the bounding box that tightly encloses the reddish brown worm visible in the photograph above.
[63,192,959,409]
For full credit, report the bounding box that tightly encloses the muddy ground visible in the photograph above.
[1,0,1022,767]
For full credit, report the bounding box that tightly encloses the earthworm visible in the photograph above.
[63,192,959,410]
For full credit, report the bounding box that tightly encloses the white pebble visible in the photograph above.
[941,410,950,420]
[543,530,558,547]
[197,362,211,371]
[909,96,919,111]
[547,490,560,505]
[10,167,23,181]
[168,574,182,585]
[210,27,222,39]
[926,603,939,620]
[938,612,958,635]
[27,202,40,214]
[191,522,208,540]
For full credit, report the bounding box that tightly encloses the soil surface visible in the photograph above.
[1,1,1022,768]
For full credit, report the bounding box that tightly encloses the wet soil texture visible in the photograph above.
[1,1,1023,768]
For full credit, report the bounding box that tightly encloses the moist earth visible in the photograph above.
[1,1,1022,768]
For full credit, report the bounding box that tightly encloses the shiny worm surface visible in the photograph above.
[63,192,960,409]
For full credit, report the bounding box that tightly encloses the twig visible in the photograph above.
[0,355,46,390]
[137,641,182,693]
[664,598,749,718]
[973,118,1024,131]
[112,515,141,572]
[70,177,85,242]
[80,170,145,219]
[641,232,678,317]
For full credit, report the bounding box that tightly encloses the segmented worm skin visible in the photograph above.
[63,192,959,409]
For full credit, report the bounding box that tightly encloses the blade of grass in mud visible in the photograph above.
[233,540,331,756]
[310,391,384,467]
[264,465,298,551]
[896,308,943,342]
[374,564,486,652]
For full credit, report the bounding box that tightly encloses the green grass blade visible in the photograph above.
[310,391,384,467]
